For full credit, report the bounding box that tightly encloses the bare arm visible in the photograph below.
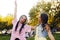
[12,0,17,24]
[31,26,36,30]
[45,25,55,40]
[14,0,17,19]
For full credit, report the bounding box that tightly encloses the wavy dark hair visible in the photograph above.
[15,15,27,34]
[40,13,48,31]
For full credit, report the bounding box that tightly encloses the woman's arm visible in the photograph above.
[12,0,17,24]
[31,25,37,30]
[31,26,36,30]
[14,0,17,19]
[45,25,55,40]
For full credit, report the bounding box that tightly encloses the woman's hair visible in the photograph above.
[40,13,48,30]
[15,15,27,34]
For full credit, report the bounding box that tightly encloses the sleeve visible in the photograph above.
[12,19,17,25]
[25,25,31,32]
[12,19,17,33]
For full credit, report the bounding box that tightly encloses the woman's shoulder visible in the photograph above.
[45,24,50,32]
[24,24,31,32]
[12,19,18,25]
[24,24,31,28]
[45,24,50,28]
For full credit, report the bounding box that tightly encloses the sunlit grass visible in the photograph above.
[0,33,60,40]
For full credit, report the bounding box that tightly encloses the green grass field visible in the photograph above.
[0,33,60,40]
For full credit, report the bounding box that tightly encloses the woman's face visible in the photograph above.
[38,14,42,24]
[19,16,27,24]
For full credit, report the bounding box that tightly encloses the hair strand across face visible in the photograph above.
[15,15,27,34]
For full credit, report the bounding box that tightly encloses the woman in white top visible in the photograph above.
[35,13,55,40]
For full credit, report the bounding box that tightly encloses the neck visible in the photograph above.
[19,22,22,24]
[39,22,42,25]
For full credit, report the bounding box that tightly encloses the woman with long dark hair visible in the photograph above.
[10,14,31,40]
[35,13,55,40]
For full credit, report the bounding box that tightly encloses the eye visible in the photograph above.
[23,18,26,20]
[21,17,23,19]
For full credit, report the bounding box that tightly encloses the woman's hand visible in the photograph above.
[31,26,36,30]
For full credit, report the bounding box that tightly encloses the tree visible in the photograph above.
[0,0,17,30]
[50,2,60,28]
[0,14,13,30]
[3,14,13,25]
[29,2,40,26]
[0,15,2,22]
[29,1,60,28]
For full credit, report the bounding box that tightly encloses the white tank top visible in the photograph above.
[36,24,47,37]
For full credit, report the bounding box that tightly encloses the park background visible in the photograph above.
[0,0,60,40]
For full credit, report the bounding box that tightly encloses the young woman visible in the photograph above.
[35,13,55,40]
[10,13,31,40]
